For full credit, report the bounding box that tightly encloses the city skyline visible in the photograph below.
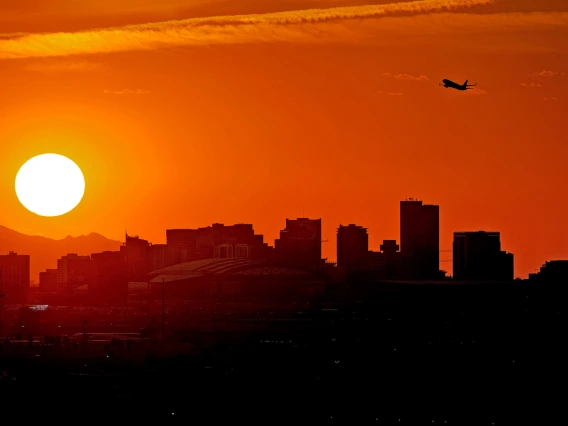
[1,0,567,280]
[0,193,558,279]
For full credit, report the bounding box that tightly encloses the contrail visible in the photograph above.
[0,0,497,59]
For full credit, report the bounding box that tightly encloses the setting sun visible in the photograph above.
[15,153,85,217]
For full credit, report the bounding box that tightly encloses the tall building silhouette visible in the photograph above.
[91,251,128,304]
[166,223,271,262]
[120,234,152,282]
[0,252,30,302]
[56,253,92,293]
[453,231,514,280]
[337,224,368,271]
[365,240,414,279]
[39,269,58,293]
[400,199,440,279]
[275,218,322,269]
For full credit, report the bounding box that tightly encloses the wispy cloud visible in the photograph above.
[104,89,150,95]
[520,82,542,88]
[544,96,558,101]
[0,0,497,59]
[530,70,565,77]
[465,88,487,95]
[25,59,103,72]
[383,72,429,81]
[377,90,404,96]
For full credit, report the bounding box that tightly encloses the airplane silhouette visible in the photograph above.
[439,79,477,91]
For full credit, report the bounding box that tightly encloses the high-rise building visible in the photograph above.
[0,252,30,302]
[39,269,58,293]
[120,234,152,281]
[275,218,322,269]
[452,231,514,280]
[91,251,128,305]
[337,224,368,271]
[400,199,440,279]
[57,254,92,293]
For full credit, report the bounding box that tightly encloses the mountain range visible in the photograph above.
[0,225,122,284]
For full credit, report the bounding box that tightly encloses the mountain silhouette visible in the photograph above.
[0,225,122,284]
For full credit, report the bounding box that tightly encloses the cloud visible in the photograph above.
[383,72,429,81]
[544,96,558,101]
[104,89,150,95]
[0,0,498,59]
[465,88,487,95]
[25,59,103,72]
[377,90,404,96]
[530,70,565,77]
[519,82,542,88]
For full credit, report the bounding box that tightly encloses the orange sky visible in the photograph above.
[1,0,567,278]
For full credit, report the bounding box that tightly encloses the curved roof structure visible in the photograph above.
[152,258,263,275]
[148,258,319,284]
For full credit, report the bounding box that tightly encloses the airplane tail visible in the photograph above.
[464,80,468,86]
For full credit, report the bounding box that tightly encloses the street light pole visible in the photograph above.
[162,278,165,342]
[0,292,5,337]
[83,320,87,354]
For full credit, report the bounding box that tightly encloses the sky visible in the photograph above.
[0,0,567,278]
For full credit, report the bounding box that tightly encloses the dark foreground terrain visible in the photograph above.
[1,282,565,424]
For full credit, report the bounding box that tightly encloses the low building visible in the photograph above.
[529,260,568,283]
[146,258,327,302]
[363,240,414,280]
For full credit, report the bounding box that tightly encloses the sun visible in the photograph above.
[15,153,85,217]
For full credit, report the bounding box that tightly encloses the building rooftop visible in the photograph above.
[148,258,318,284]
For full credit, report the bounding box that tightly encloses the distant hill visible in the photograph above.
[0,225,122,283]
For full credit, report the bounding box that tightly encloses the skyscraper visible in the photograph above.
[337,224,368,271]
[400,199,440,279]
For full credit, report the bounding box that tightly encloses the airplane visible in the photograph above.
[439,79,477,91]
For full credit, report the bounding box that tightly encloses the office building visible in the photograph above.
[167,223,272,262]
[275,218,322,269]
[365,240,414,280]
[0,252,30,302]
[337,224,369,271]
[120,234,153,281]
[453,231,514,280]
[57,253,92,293]
[91,251,128,305]
[400,199,440,279]
[39,269,58,293]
